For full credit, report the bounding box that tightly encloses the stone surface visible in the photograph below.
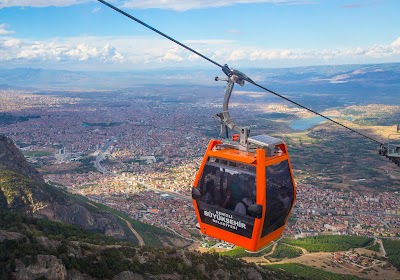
[14,255,67,280]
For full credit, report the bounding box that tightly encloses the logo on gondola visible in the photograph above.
[203,210,246,230]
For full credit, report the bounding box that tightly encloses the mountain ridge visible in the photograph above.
[0,62,399,92]
[0,135,45,185]
[0,135,177,245]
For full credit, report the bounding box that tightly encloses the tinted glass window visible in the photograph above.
[196,158,257,237]
[198,158,256,214]
[261,160,294,237]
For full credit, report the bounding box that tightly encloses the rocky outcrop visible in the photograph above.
[67,269,95,280]
[113,271,144,280]
[37,202,126,237]
[13,256,97,280]
[0,230,25,242]
[0,213,293,280]
[0,135,44,185]
[14,255,67,280]
[0,135,126,239]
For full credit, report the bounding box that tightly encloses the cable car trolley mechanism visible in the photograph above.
[192,65,296,252]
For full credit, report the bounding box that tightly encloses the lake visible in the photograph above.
[290,116,328,131]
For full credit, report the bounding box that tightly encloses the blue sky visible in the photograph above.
[0,0,399,70]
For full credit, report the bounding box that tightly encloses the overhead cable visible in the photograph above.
[97,0,383,146]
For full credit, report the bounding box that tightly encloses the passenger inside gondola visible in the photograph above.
[234,178,256,215]
[203,180,215,204]
[198,159,256,217]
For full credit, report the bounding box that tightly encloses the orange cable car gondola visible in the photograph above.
[192,66,296,252]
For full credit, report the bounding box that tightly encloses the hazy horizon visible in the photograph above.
[1,1,399,71]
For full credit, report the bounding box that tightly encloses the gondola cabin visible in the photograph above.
[192,135,296,252]
[379,133,400,166]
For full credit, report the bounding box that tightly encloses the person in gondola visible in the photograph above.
[222,174,241,210]
[277,188,291,210]
[234,178,256,215]
[203,180,215,205]
[200,165,218,204]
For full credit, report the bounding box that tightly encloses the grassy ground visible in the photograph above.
[220,245,273,258]
[23,150,53,157]
[282,235,373,253]
[268,263,363,280]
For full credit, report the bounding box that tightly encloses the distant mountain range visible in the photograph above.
[0,62,399,94]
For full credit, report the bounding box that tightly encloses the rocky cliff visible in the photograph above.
[0,135,125,239]
[0,213,295,280]
[0,134,45,185]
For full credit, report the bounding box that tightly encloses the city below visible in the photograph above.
[1,85,398,245]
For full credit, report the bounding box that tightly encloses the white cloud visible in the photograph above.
[0,0,90,8]
[92,6,101,13]
[0,0,314,10]
[230,38,400,64]
[0,24,14,35]
[228,49,248,61]
[391,37,400,49]
[64,43,98,61]
[162,52,184,62]
[1,34,399,70]
[0,36,125,66]
[122,0,314,11]
[3,38,20,47]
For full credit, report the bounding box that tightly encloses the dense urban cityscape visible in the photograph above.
[1,87,399,244]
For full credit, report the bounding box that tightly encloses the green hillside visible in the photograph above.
[0,208,295,279]
[382,239,400,270]
[282,235,373,252]
[220,245,273,258]
[0,170,175,247]
[270,243,303,259]
[268,263,363,280]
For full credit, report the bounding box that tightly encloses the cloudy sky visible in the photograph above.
[0,0,399,70]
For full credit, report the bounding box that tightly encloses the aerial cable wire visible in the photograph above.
[246,80,383,145]
[97,0,224,69]
[97,0,383,146]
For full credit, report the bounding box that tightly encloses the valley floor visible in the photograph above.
[193,240,400,280]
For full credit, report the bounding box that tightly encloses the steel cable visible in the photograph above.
[97,0,383,146]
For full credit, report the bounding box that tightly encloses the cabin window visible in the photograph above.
[196,158,257,237]
[261,160,294,237]
[198,158,256,213]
